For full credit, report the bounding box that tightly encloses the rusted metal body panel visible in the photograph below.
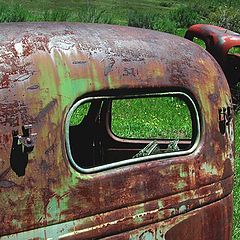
[0,23,234,239]
[102,194,233,240]
[1,178,233,239]
[185,24,240,100]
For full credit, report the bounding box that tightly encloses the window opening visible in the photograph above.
[66,92,200,173]
[228,46,240,55]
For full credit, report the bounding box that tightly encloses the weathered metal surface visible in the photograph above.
[102,194,233,240]
[0,23,234,239]
[1,177,233,239]
[185,24,240,101]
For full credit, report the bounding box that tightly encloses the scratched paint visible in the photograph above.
[104,194,232,240]
[0,23,234,239]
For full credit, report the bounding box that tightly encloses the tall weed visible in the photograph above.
[171,5,201,28]
[210,6,240,33]
[128,11,157,29]
[76,6,112,24]
[153,17,177,34]
[42,9,70,21]
[128,11,177,34]
[0,3,28,22]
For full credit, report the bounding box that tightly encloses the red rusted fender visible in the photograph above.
[185,24,240,95]
[0,23,234,239]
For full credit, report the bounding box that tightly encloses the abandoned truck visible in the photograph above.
[0,23,237,239]
[185,24,240,104]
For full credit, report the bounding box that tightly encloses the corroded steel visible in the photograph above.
[0,23,234,239]
[185,24,240,101]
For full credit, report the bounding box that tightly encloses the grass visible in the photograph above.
[0,0,173,25]
[111,97,191,139]
[229,47,240,55]
[0,0,239,238]
[0,0,239,32]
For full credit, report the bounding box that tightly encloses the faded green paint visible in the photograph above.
[179,167,188,178]
[41,50,95,219]
[38,55,58,108]
[158,200,164,209]
[201,162,218,175]
[179,205,187,213]
[71,168,93,181]
[47,196,61,221]
[54,51,73,108]
[133,206,145,224]
[176,180,188,191]
[106,75,115,89]
[71,78,91,97]
[12,219,22,230]
[91,65,102,91]
[156,229,165,240]
[129,229,155,240]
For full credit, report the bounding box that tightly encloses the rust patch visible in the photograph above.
[0,101,34,128]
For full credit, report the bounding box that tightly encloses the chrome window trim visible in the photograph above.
[65,92,201,174]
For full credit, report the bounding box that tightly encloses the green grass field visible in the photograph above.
[0,0,239,33]
[0,0,239,238]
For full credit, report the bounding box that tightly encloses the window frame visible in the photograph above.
[65,92,201,174]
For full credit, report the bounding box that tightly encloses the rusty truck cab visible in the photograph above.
[0,23,234,239]
[185,24,240,103]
